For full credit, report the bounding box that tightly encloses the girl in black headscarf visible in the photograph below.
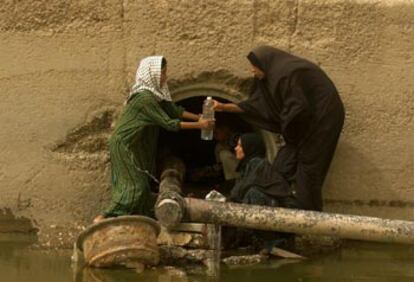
[224,133,297,251]
[214,46,345,211]
[229,132,298,207]
[229,133,267,202]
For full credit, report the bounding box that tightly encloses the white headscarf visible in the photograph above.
[127,56,172,103]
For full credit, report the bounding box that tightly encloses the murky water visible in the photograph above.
[1,240,414,282]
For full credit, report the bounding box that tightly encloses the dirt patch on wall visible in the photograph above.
[51,108,117,171]
[0,208,37,234]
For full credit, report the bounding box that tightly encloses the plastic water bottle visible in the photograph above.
[201,96,214,140]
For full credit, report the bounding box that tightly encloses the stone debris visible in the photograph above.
[222,254,268,266]
[158,227,208,249]
[159,246,214,264]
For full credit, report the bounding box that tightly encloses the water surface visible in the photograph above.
[1,241,414,282]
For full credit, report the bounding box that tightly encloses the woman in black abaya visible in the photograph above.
[214,46,345,211]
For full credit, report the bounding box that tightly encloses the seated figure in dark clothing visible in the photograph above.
[229,133,298,209]
[224,133,298,252]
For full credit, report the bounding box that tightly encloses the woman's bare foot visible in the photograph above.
[93,215,105,224]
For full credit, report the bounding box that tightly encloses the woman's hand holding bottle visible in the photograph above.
[199,117,215,129]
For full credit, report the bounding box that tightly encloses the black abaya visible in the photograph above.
[238,46,345,211]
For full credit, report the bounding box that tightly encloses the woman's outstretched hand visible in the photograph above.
[199,117,215,129]
[212,99,224,112]
[213,101,244,113]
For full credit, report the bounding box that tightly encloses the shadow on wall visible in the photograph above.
[323,141,412,213]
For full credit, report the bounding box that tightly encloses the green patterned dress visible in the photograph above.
[104,90,184,218]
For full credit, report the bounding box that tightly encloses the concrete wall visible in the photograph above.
[0,0,413,244]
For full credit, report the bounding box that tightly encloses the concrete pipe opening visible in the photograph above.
[157,83,280,198]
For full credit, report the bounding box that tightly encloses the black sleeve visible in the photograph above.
[280,71,313,145]
[238,87,282,133]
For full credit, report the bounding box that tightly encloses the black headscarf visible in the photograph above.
[230,133,265,202]
[236,133,266,171]
[239,46,318,139]
[230,133,294,202]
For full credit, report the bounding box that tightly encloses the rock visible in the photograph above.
[222,254,268,266]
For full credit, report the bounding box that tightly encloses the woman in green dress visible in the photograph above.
[93,56,213,223]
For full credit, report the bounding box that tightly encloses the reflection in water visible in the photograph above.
[0,242,72,282]
[1,241,414,282]
[80,267,192,282]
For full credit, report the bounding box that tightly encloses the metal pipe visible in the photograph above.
[185,198,414,245]
[154,156,414,245]
[155,157,186,229]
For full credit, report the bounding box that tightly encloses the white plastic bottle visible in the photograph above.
[201,96,215,140]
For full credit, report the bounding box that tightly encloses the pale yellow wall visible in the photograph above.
[0,0,413,242]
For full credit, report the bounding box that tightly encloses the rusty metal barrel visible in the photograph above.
[77,216,160,268]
